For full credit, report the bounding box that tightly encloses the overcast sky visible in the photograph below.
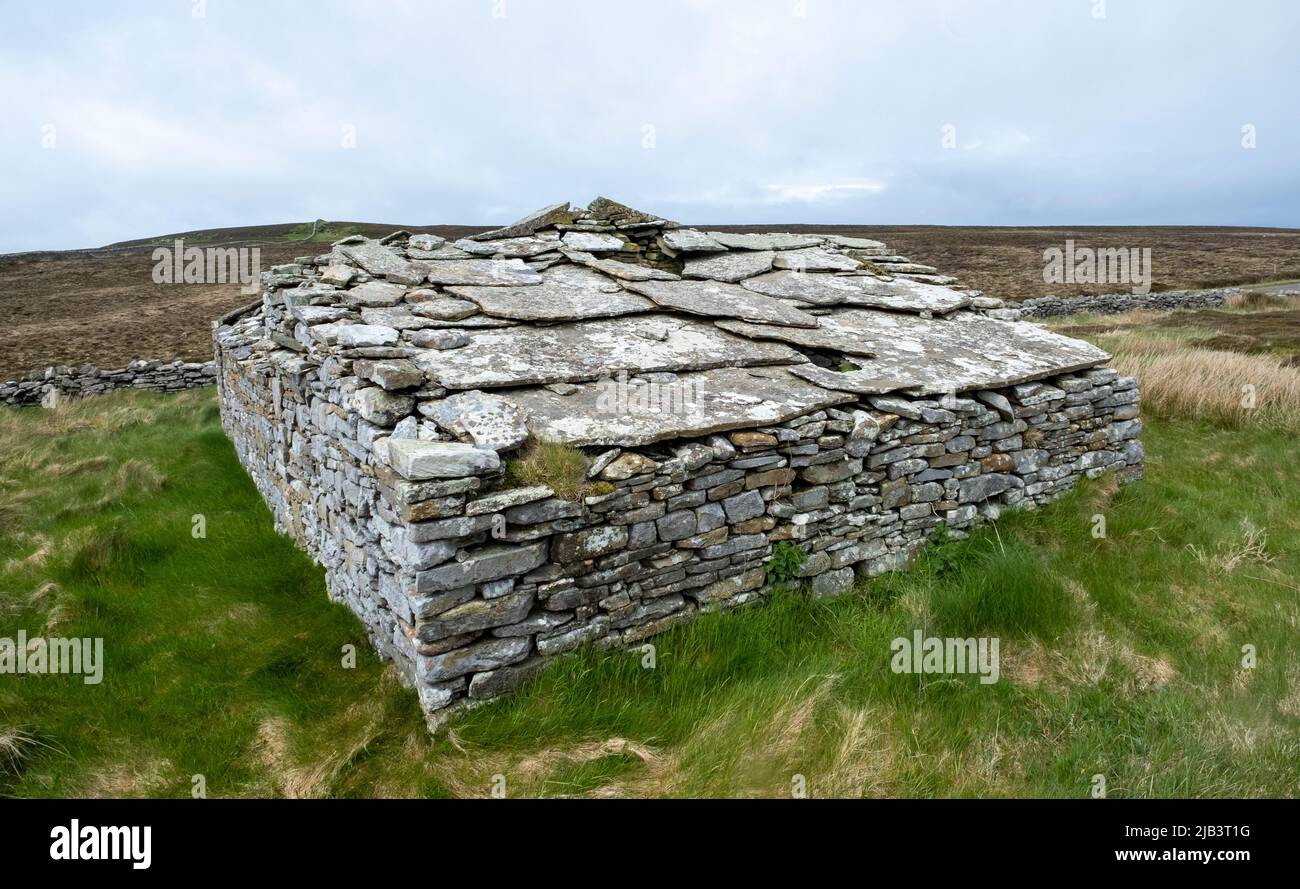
[1,0,1296,251]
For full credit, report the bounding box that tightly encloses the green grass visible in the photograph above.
[1,390,1296,797]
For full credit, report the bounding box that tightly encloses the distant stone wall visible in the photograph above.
[1017,288,1238,318]
[0,359,217,407]
[215,310,1143,728]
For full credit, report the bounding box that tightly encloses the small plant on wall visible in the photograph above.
[765,540,807,589]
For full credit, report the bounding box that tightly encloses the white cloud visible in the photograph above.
[0,0,1296,250]
[762,181,886,203]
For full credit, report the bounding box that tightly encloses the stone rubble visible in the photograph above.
[212,195,1144,728]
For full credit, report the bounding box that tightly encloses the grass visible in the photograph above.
[505,439,611,501]
[1,379,1297,797]
[1050,302,1300,432]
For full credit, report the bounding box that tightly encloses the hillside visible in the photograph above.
[2,222,1298,381]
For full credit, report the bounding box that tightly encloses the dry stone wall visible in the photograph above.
[213,196,1144,728]
[0,359,217,406]
[1017,287,1238,318]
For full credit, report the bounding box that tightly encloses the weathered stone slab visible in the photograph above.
[419,636,531,682]
[334,324,400,348]
[413,314,804,389]
[408,245,473,260]
[660,230,727,253]
[360,307,438,330]
[345,280,407,307]
[465,485,554,516]
[560,232,624,252]
[469,202,573,241]
[682,250,774,283]
[502,366,854,446]
[337,241,423,284]
[741,270,970,314]
[387,438,501,479]
[421,259,543,286]
[786,363,914,395]
[771,247,862,272]
[587,196,660,226]
[718,311,1111,394]
[406,292,482,321]
[406,329,471,350]
[409,234,446,251]
[452,234,563,258]
[824,234,887,250]
[705,232,823,251]
[624,279,819,327]
[422,389,529,451]
[563,250,679,281]
[846,276,972,313]
[290,305,351,324]
[354,387,414,425]
[446,266,655,322]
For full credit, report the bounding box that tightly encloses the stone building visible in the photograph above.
[213,197,1143,726]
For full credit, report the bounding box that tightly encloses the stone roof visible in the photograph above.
[253,196,1110,447]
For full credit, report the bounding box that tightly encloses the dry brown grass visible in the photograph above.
[111,458,167,496]
[0,726,46,777]
[1226,290,1300,310]
[1187,518,1275,577]
[1103,331,1300,431]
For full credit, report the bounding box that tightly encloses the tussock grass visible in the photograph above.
[1,389,1297,798]
[111,459,167,497]
[66,525,146,586]
[1102,331,1300,431]
[0,726,60,782]
[1226,290,1300,310]
[505,439,609,501]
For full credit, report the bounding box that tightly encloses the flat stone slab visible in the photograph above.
[337,240,423,283]
[660,229,727,253]
[413,313,805,389]
[771,247,862,272]
[705,232,824,251]
[824,235,887,250]
[469,202,573,241]
[421,259,543,286]
[345,280,407,307]
[424,390,529,451]
[785,363,916,395]
[718,310,1111,394]
[360,307,439,330]
[387,438,501,479]
[452,234,563,258]
[445,266,654,322]
[741,270,970,314]
[563,250,680,281]
[503,366,855,446]
[408,245,474,260]
[334,324,400,348]
[848,276,972,312]
[560,231,624,252]
[409,234,446,251]
[682,250,774,283]
[624,279,819,327]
